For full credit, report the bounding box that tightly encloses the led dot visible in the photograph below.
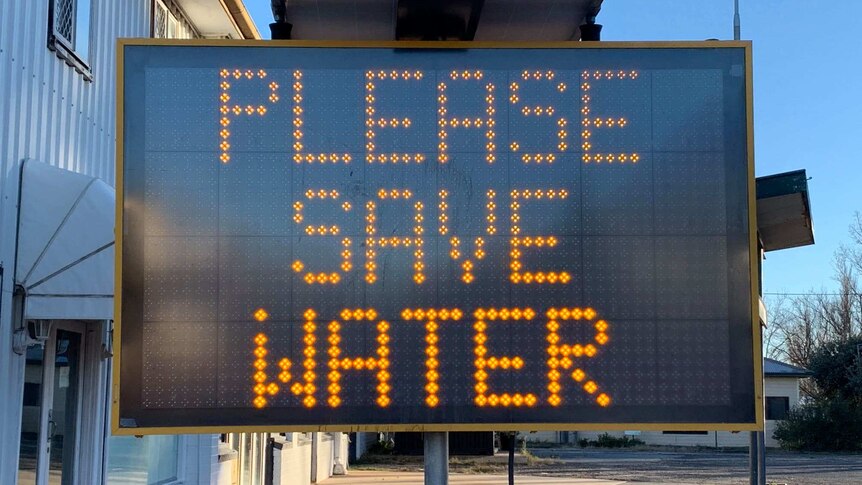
[597,393,611,407]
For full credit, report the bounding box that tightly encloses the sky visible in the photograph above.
[245,0,862,296]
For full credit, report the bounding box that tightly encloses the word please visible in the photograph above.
[217,68,640,165]
[250,307,611,410]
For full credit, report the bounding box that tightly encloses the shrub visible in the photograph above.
[586,433,644,448]
[774,398,862,451]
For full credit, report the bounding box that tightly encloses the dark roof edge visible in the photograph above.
[764,357,814,377]
[755,168,807,182]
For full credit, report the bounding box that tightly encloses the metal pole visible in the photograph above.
[733,0,741,40]
[424,432,449,485]
[508,432,515,485]
[757,431,766,485]
[311,432,319,483]
[748,431,757,485]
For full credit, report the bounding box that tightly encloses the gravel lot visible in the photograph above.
[354,448,862,485]
[526,448,862,484]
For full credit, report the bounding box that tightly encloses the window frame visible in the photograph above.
[765,396,790,420]
[151,0,200,40]
[47,0,93,81]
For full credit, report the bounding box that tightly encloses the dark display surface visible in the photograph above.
[118,42,756,432]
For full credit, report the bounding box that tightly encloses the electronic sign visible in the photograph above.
[115,40,760,433]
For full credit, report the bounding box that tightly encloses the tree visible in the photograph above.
[769,214,862,450]
[765,213,862,370]
[806,336,862,405]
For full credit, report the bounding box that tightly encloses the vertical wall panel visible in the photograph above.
[0,0,149,187]
[0,0,150,480]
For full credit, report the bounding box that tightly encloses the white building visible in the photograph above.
[528,358,812,449]
[0,1,352,484]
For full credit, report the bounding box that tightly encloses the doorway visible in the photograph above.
[17,321,86,485]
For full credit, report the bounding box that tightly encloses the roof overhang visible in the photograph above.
[176,0,260,39]
[283,0,602,40]
[756,169,815,252]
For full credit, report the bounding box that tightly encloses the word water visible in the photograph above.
[250,306,611,410]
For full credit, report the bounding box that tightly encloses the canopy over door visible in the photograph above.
[16,160,115,320]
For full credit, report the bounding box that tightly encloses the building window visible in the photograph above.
[662,431,708,435]
[47,0,93,79]
[766,396,790,420]
[153,0,198,40]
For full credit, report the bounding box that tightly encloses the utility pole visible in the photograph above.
[733,0,741,40]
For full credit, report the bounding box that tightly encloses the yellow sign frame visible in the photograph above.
[114,39,761,435]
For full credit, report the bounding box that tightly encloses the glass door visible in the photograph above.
[17,345,46,484]
[45,325,84,485]
[17,321,86,485]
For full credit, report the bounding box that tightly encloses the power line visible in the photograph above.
[763,292,862,297]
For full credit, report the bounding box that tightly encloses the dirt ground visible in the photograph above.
[353,447,862,484]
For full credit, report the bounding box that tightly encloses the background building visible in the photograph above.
[528,358,812,448]
[0,0,262,483]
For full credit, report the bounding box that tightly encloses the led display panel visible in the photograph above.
[116,41,759,433]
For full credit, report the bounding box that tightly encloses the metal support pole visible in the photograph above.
[311,432,319,483]
[748,431,757,485]
[757,431,766,485]
[424,432,449,485]
[508,432,515,485]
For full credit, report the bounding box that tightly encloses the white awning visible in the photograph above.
[15,160,115,320]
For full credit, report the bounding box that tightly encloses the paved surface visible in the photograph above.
[330,471,631,484]
[527,448,862,484]
[352,448,862,484]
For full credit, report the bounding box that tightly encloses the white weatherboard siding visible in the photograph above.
[275,436,314,485]
[0,0,147,480]
[531,377,804,449]
[763,376,802,446]
[766,376,800,405]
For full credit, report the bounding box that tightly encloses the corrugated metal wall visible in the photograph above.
[0,0,150,186]
[0,0,150,480]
